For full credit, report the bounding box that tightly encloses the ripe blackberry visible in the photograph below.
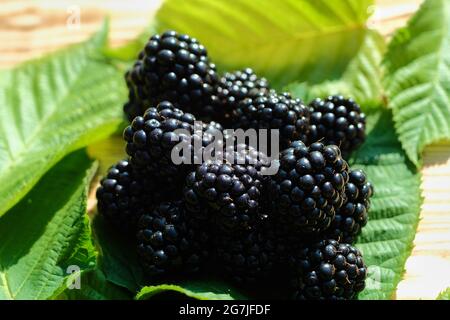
[214,68,270,123]
[183,161,265,233]
[215,227,283,285]
[123,101,219,183]
[203,121,224,134]
[269,141,349,234]
[217,143,271,172]
[326,169,373,244]
[307,95,366,156]
[96,159,173,233]
[289,239,367,300]
[124,30,218,121]
[136,201,209,277]
[232,92,309,148]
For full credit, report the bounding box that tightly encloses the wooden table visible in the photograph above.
[1,0,449,300]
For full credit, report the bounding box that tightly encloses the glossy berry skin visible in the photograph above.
[183,161,266,233]
[96,159,173,233]
[123,101,219,183]
[269,141,349,234]
[136,201,209,277]
[214,68,270,124]
[307,95,366,157]
[232,92,310,149]
[289,239,367,300]
[124,30,218,121]
[326,169,373,244]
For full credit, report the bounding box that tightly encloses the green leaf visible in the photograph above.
[348,109,422,300]
[0,150,97,300]
[383,0,450,167]
[55,269,131,300]
[103,24,157,62]
[87,135,125,176]
[156,0,374,86]
[91,214,144,293]
[136,281,242,300]
[286,30,386,109]
[0,21,126,218]
[437,287,450,300]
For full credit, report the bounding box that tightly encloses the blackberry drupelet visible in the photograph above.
[269,141,349,234]
[183,161,266,233]
[124,30,219,121]
[136,201,209,277]
[96,159,172,233]
[289,239,367,300]
[215,227,283,285]
[123,101,219,183]
[326,169,373,244]
[307,95,366,156]
[214,68,270,124]
[203,120,224,134]
[232,92,309,148]
[218,143,271,173]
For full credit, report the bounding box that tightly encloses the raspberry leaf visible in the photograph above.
[437,287,450,300]
[349,109,422,300]
[90,214,144,293]
[136,282,244,300]
[0,21,125,218]
[0,151,97,300]
[287,30,386,109]
[383,0,450,167]
[155,0,374,86]
[103,24,157,62]
[55,269,132,300]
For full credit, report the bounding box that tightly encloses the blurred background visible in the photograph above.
[0,0,449,299]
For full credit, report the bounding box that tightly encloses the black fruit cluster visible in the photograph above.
[326,169,373,243]
[97,30,373,300]
[183,161,265,233]
[123,101,219,184]
[232,92,310,149]
[307,95,366,156]
[124,30,218,121]
[289,240,367,300]
[215,227,282,285]
[214,68,270,124]
[136,201,209,276]
[269,141,348,234]
[96,159,174,233]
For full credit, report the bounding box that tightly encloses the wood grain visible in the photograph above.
[1,0,449,300]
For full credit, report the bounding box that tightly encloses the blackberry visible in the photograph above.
[203,121,224,134]
[214,68,270,124]
[232,92,309,148]
[217,143,271,172]
[307,95,366,156]
[215,227,282,285]
[326,169,373,244]
[136,201,209,277]
[123,101,219,183]
[289,239,367,300]
[96,159,173,233]
[124,30,218,121]
[269,141,349,234]
[183,161,266,233]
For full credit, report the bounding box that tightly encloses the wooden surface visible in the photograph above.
[1,0,449,300]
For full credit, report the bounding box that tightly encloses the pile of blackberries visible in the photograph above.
[96,30,372,300]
